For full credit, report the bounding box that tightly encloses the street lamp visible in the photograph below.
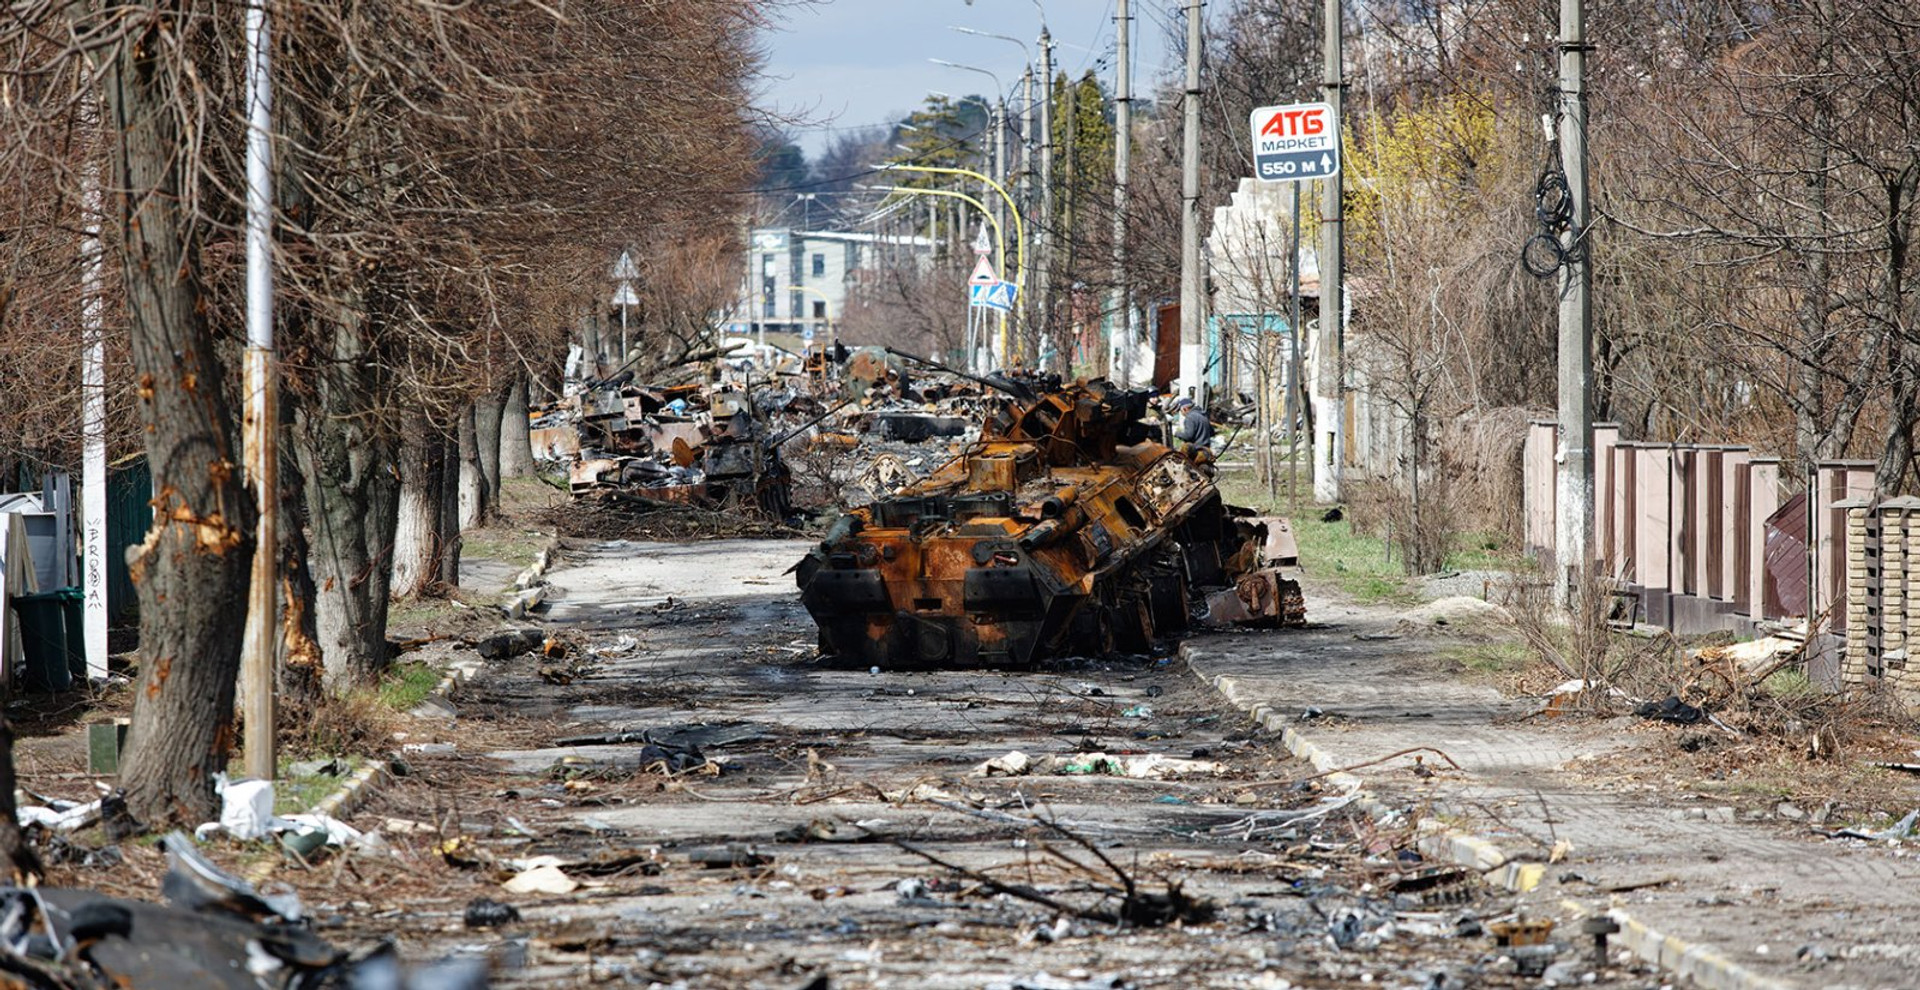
[927,63,1009,223]
[950,25,1029,59]
[959,0,1047,28]
[929,58,1002,95]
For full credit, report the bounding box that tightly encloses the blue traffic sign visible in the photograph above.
[969,281,1019,313]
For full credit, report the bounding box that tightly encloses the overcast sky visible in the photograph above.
[759,0,1187,158]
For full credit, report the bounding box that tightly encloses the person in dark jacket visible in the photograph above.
[1172,397,1214,450]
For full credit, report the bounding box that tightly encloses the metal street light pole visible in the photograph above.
[1315,0,1345,504]
[241,0,278,780]
[927,62,1005,208]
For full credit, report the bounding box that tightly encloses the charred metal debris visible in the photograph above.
[533,346,1007,522]
[796,351,1305,669]
[0,833,481,990]
[533,346,1305,666]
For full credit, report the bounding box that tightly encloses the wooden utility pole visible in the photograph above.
[1177,0,1203,399]
[1108,0,1131,384]
[1315,0,1344,504]
[1555,0,1594,600]
[241,0,278,781]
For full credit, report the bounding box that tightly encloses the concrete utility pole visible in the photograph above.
[1177,0,1203,400]
[1035,28,1055,368]
[992,98,1011,365]
[80,165,106,683]
[1018,66,1036,353]
[1108,0,1131,384]
[1314,0,1344,504]
[240,0,277,781]
[1555,0,1594,600]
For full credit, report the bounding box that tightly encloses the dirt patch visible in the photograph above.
[1396,595,1515,638]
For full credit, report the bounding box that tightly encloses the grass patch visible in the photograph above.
[1445,530,1518,572]
[1762,669,1816,699]
[272,754,364,815]
[378,661,442,712]
[461,527,549,566]
[1293,514,1420,605]
[387,595,466,632]
[1215,463,1419,605]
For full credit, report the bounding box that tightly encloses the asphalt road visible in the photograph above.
[346,537,1675,990]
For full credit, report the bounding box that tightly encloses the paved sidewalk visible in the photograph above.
[1185,598,1920,990]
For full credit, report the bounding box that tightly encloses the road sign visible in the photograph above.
[970,281,1018,312]
[968,254,999,286]
[1249,101,1339,183]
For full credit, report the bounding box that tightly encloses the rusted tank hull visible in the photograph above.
[797,379,1303,669]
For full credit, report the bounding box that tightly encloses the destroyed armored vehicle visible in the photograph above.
[795,359,1304,668]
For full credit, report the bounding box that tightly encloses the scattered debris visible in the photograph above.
[0,832,482,989]
[501,863,578,896]
[475,627,544,661]
[1833,809,1920,841]
[971,751,1227,779]
[1633,696,1707,725]
[463,897,522,928]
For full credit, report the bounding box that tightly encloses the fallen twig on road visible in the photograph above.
[1243,747,1464,790]
[1210,790,1365,840]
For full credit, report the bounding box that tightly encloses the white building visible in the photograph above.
[730,227,937,344]
[1205,177,1319,402]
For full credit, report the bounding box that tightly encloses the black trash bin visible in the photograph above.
[14,590,70,694]
[53,587,85,681]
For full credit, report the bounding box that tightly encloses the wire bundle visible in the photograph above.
[1521,165,1577,278]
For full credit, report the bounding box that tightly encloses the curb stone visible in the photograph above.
[318,537,557,822]
[239,539,560,887]
[311,760,391,821]
[1185,644,1797,990]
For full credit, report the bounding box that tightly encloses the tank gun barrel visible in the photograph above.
[882,347,1036,402]
[766,397,858,449]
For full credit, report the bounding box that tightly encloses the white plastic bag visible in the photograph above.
[215,774,276,840]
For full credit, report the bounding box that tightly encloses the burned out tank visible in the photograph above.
[795,369,1304,668]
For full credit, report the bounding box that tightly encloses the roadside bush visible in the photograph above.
[1343,475,1456,577]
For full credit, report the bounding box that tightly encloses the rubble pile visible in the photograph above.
[530,344,1036,535]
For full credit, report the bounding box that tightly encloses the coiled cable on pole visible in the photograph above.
[1522,162,1576,279]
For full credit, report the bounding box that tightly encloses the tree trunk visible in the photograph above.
[394,425,460,597]
[437,429,463,588]
[580,309,603,381]
[500,376,538,478]
[275,421,324,711]
[475,381,508,509]
[0,713,38,882]
[1875,174,1918,492]
[294,381,400,690]
[457,401,491,529]
[108,16,256,829]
